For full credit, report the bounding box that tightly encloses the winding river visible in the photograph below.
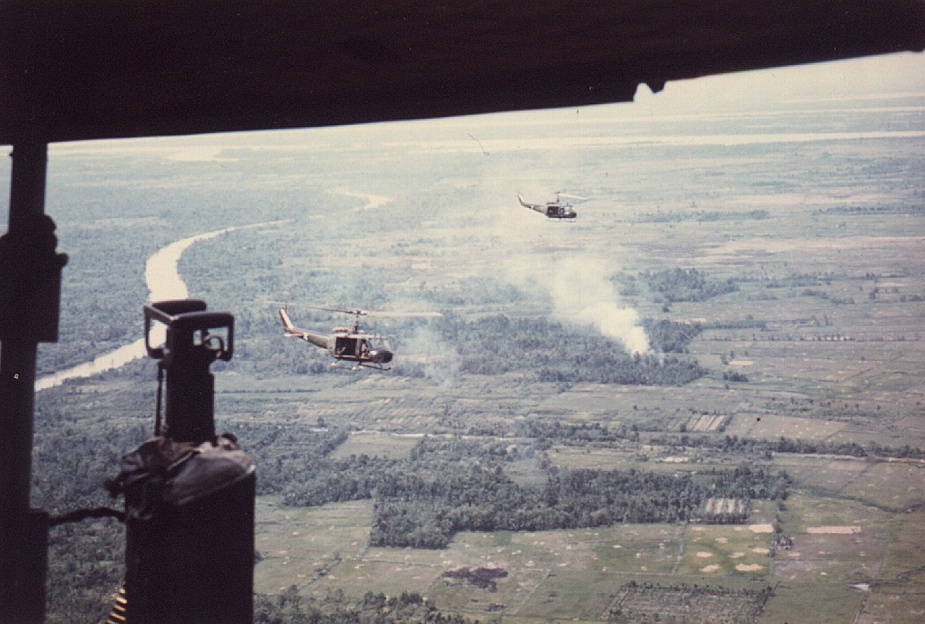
[36,222,279,391]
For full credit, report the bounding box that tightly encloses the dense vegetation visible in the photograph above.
[637,268,739,303]
[255,588,475,624]
[369,463,788,549]
[436,314,706,385]
[641,318,704,353]
[231,423,790,549]
[34,381,152,624]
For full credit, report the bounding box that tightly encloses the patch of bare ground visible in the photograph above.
[692,413,727,432]
[806,526,861,534]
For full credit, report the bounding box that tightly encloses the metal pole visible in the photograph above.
[0,141,63,624]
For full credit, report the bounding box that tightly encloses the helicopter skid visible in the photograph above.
[359,362,391,371]
[330,361,390,372]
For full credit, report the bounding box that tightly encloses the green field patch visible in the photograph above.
[759,581,864,624]
[860,589,925,624]
[589,525,682,576]
[505,454,555,487]
[310,557,448,600]
[547,446,733,474]
[890,412,925,444]
[774,455,869,494]
[545,446,635,471]
[536,384,743,429]
[678,525,771,577]
[451,531,569,571]
[769,489,892,612]
[837,460,925,511]
[723,413,845,441]
[511,569,633,620]
[743,499,780,526]
[778,490,889,534]
[254,498,373,593]
[777,532,883,582]
[876,509,925,590]
[328,430,421,460]
[361,545,461,569]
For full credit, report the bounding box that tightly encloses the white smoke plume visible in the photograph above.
[505,253,650,355]
[547,256,650,355]
[396,325,461,386]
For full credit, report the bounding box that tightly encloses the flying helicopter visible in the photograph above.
[276,305,440,370]
[518,192,583,219]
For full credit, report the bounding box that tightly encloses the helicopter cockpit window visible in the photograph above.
[367,336,388,350]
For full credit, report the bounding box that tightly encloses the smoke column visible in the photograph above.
[547,256,650,355]
[504,252,650,355]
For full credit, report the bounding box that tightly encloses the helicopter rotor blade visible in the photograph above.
[266,301,441,318]
[268,303,369,316]
[367,311,443,318]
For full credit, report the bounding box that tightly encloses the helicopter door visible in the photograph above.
[334,336,359,357]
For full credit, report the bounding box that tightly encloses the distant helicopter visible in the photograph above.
[518,192,582,219]
[276,305,440,370]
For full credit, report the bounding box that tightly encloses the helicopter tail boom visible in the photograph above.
[278,307,298,333]
[518,194,539,211]
[278,308,332,350]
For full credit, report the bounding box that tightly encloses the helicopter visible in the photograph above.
[276,305,440,370]
[518,192,581,219]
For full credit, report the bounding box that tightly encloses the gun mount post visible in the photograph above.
[0,141,67,624]
[118,300,253,624]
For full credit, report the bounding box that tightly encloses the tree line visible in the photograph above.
[369,463,789,549]
[522,419,925,460]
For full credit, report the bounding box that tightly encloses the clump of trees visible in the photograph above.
[642,318,704,353]
[442,566,508,591]
[722,370,749,382]
[638,268,739,302]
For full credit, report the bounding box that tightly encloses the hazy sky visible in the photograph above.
[42,51,925,158]
[634,51,925,110]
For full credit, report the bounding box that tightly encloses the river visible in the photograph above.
[36,222,280,391]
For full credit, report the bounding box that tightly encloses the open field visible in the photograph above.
[255,501,780,621]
